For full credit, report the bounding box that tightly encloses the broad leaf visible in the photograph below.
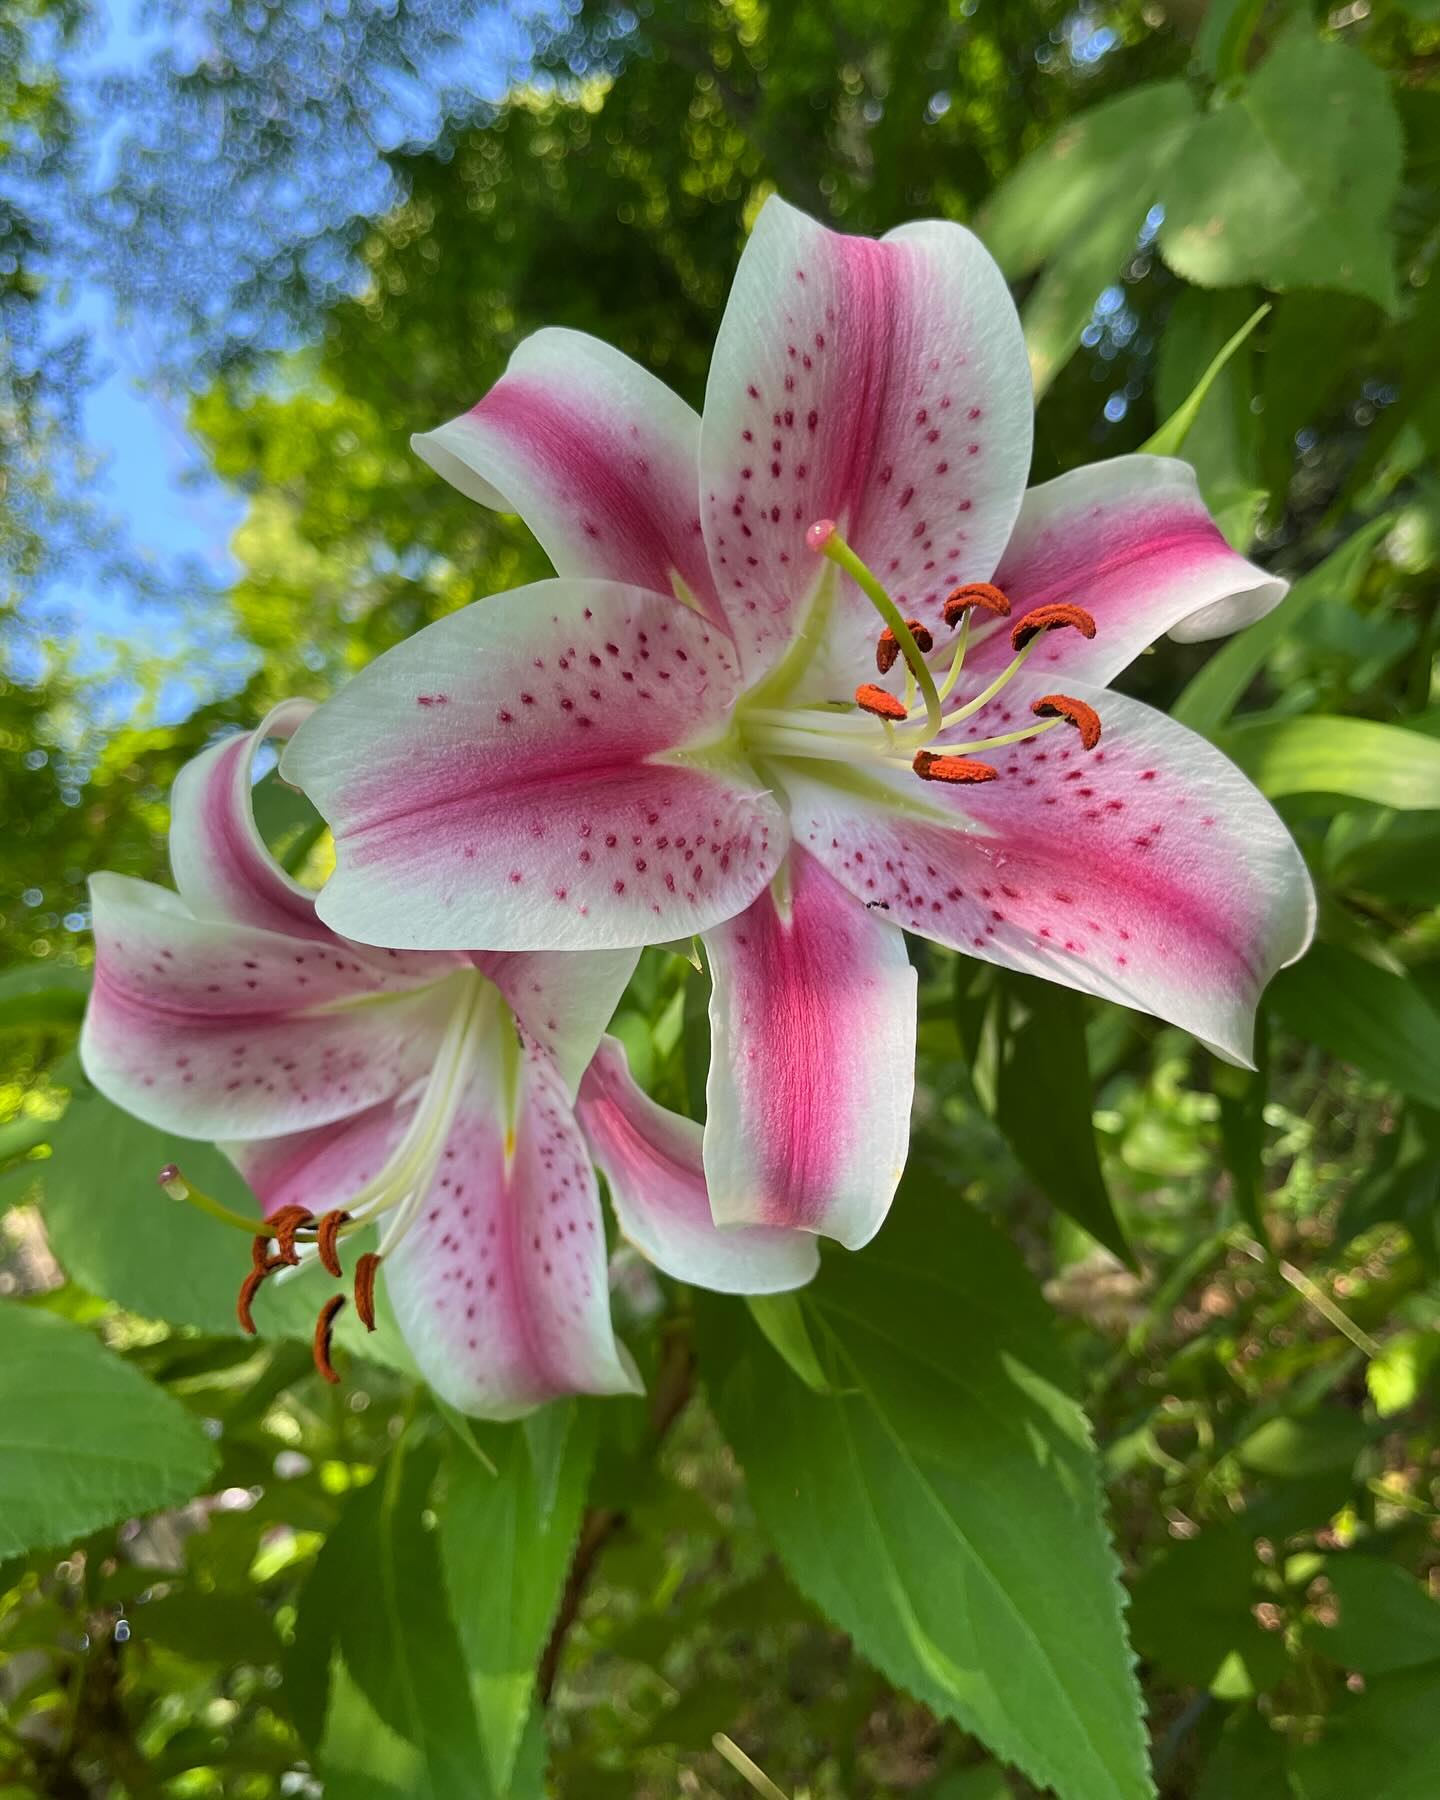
[1128,1527,1285,1697]
[0,1303,217,1557]
[1268,944,1440,1111]
[439,1403,596,1792]
[1289,1667,1440,1800]
[1160,32,1402,310]
[0,962,89,1034]
[704,1189,1152,1800]
[1307,1556,1440,1675]
[1220,716,1440,811]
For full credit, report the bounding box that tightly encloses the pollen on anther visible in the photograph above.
[1011,603,1098,651]
[354,1252,381,1332]
[316,1208,351,1278]
[1031,693,1102,751]
[875,618,934,674]
[855,682,908,722]
[942,582,1011,628]
[313,1295,347,1385]
[913,751,999,784]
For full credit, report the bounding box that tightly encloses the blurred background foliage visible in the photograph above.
[3,0,1440,1794]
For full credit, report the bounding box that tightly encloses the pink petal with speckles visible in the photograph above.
[222,1098,406,1220]
[413,327,721,619]
[783,676,1315,1065]
[577,1035,819,1293]
[700,196,1032,687]
[698,849,916,1249]
[80,873,459,1138]
[168,699,331,940]
[384,1039,641,1420]
[473,948,639,1096]
[283,579,788,952]
[956,456,1287,688]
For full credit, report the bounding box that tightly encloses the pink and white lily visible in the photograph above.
[283,197,1315,1254]
[79,703,817,1419]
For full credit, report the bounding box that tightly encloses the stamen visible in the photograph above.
[913,751,999,784]
[943,583,1011,628]
[876,618,933,674]
[236,1248,277,1336]
[855,682,909,722]
[354,1252,381,1332]
[313,1294,347,1385]
[1031,693,1102,751]
[1011,603,1097,652]
[268,1204,314,1267]
[316,1208,351,1278]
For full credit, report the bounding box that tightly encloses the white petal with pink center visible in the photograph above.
[781,671,1314,1065]
[577,1035,820,1293]
[957,456,1287,689]
[282,579,788,952]
[700,848,916,1248]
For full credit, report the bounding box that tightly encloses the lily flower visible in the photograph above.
[79,702,817,1419]
[283,197,1315,1254]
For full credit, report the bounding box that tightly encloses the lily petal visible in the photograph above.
[474,948,640,1097]
[384,1039,642,1420]
[699,848,916,1249]
[961,456,1286,687]
[700,195,1032,684]
[784,674,1315,1065]
[413,328,720,619]
[169,699,329,939]
[81,873,457,1138]
[282,579,788,951]
[577,1035,820,1294]
[223,1098,405,1220]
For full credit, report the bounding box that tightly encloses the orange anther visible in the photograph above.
[237,1266,268,1335]
[1031,693,1102,751]
[354,1252,381,1332]
[875,618,934,674]
[855,683,908,721]
[267,1204,314,1267]
[1010,603,1097,652]
[316,1208,350,1278]
[313,1294,347,1385]
[913,752,999,784]
[942,583,1011,628]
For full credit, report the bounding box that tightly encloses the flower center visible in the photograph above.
[161,967,502,1385]
[738,521,1103,786]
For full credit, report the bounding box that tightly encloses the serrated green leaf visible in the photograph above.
[439,1404,595,1792]
[0,1303,217,1557]
[1219,716,1440,811]
[705,1190,1151,1800]
[1268,943,1440,1110]
[1160,32,1402,310]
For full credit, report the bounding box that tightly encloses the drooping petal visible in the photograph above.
[384,1037,641,1420]
[957,456,1287,688]
[783,675,1315,1065]
[698,848,916,1250]
[700,196,1033,685]
[413,328,721,618]
[576,1035,819,1293]
[472,947,638,1096]
[282,579,788,952]
[168,698,329,940]
[81,873,457,1138]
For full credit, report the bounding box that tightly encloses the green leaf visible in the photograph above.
[1366,1330,1440,1417]
[1145,296,1269,499]
[746,1292,832,1393]
[1219,716,1440,811]
[977,82,1195,396]
[1307,1556,1440,1675]
[705,1190,1152,1800]
[1171,516,1394,734]
[439,1404,595,1792]
[0,1303,217,1557]
[0,962,89,1033]
[291,1442,495,1800]
[1128,1527,1285,1696]
[994,972,1131,1265]
[1159,32,1402,310]
[1289,1667,1440,1800]
[1268,943,1440,1110]
[1196,1708,1291,1800]
[1235,1406,1371,1478]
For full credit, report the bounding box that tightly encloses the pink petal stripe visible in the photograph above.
[223,1099,405,1220]
[80,873,457,1139]
[283,579,787,951]
[700,197,1032,686]
[958,455,1287,688]
[699,848,917,1249]
[413,327,721,620]
[577,1035,819,1293]
[784,674,1315,1064]
[384,1041,641,1419]
[169,698,331,940]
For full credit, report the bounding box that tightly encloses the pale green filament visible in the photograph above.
[812,526,943,741]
